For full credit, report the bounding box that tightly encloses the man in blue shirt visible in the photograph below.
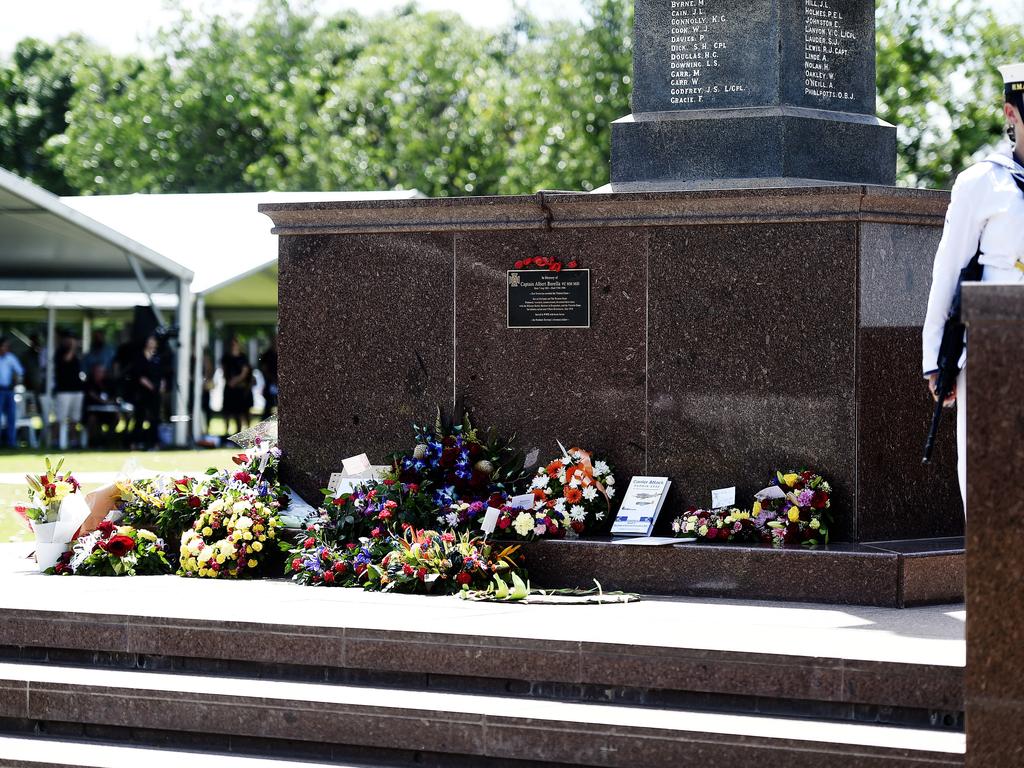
[0,337,25,447]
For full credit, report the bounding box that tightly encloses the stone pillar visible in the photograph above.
[611,0,896,190]
[963,283,1024,767]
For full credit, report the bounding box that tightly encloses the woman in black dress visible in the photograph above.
[221,338,253,437]
[131,335,163,450]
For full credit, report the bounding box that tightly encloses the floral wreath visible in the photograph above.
[529,447,616,536]
[513,256,581,273]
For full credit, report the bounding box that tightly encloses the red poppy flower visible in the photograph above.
[567,261,578,268]
[535,257,547,267]
[101,535,136,558]
[514,260,524,269]
[524,257,534,266]
[550,262,562,272]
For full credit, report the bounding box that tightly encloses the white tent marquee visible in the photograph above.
[0,168,195,444]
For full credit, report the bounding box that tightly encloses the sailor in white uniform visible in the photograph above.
[923,63,1024,510]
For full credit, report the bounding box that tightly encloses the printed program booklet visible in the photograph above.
[611,476,671,537]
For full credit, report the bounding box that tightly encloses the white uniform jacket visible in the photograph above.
[922,151,1024,375]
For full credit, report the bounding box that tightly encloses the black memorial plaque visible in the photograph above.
[507,269,590,329]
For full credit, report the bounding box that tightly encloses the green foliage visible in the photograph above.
[0,0,1020,195]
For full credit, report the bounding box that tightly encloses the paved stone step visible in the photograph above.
[0,661,964,768]
[0,734,366,768]
[0,604,963,730]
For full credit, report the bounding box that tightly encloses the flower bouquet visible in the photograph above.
[529,447,616,536]
[671,507,759,543]
[392,406,530,507]
[493,502,568,541]
[287,529,393,588]
[754,470,832,547]
[322,478,438,541]
[178,497,284,579]
[365,527,521,595]
[17,458,88,571]
[51,520,171,576]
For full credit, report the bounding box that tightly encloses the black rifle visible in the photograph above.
[922,254,982,464]
[922,170,1024,464]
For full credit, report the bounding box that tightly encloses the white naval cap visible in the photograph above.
[1000,63,1024,90]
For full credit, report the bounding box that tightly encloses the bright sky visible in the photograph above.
[0,0,588,56]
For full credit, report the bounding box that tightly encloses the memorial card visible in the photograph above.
[612,476,671,537]
[711,486,737,509]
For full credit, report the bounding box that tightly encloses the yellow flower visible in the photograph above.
[137,529,157,542]
[243,532,253,541]
[257,535,266,542]
[753,501,762,516]
[248,560,258,568]
[252,541,263,552]
[810,519,821,530]
[202,526,213,537]
[788,507,801,523]
[783,473,800,487]
[216,554,226,564]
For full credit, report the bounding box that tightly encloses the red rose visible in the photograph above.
[407,483,420,493]
[233,471,252,483]
[371,527,383,539]
[705,528,719,540]
[571,521,585,533]
[334,561,347,573]
[101,535,135,558]
[291,558,302,570]
[403,564,414,575]
[801,471,813,481]
[303,538,315,549]
[355,564,367,576]
[346,542,358,550]
[324,571,335,584]
[188,496,202,509]
[97,520,116,536]
[811,491,829,509]
[417,567,427,581]
[383,478,395,486]
[456,572,472,586]
[498,516,512,529]
[514,260,524,269]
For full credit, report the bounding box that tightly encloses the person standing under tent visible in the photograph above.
[259,335,279,419]
[221,337,253,437]
[923,62,1024,511]
[53,335,86,451]
[131,335,164,450]
[0,337,25,448]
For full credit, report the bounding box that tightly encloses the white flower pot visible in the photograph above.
[33,522,58,544]
[35,542,68,572]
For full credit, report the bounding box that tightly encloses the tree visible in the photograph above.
[0,36,95,194]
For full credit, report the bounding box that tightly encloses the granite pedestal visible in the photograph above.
[963,285,1024,767]
[262,186,963,563]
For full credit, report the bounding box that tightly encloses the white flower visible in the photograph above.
[530,475,549,491]
[596,511,606,521]
[533,523,547,536]
[445,511,460,527]
[569,505,587,522]
[582,486,598,501]
[557,471,567,484]
[554,498,566,513]
[235,515,253,530]
[604,474,615,486]
[569,478,581,489]
[513,512,535,538]
[571,449,584,459]
[593,460,610,475]
[605,486,616,499]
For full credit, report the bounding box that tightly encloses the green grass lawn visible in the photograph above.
[0,448,238,543]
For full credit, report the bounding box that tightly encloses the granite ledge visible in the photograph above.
[260,185,948,236]
[962,284,1024,323]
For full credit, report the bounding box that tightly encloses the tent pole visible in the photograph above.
[44,306,56,447]
[191,296,206,442]
[174,278,193,447]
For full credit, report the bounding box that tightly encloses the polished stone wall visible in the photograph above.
[963,284,1024,767]
[264,185,959,542]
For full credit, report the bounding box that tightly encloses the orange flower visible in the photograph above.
[565,487,583,504]
[546,460,564,478]
[533,488,548,501]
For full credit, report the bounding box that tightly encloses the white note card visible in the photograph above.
[342,453,372,476]
[482,506,502,535]
[509,493,536,510]
[755,485,787,501]
[711,486,736,509]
